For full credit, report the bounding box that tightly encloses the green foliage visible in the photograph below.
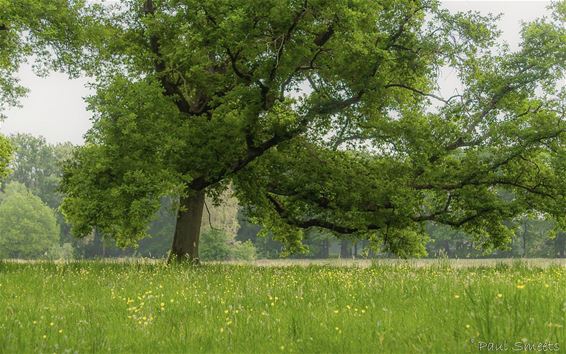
[0,1,83,185]
[5,134,81,254]
[61,78,185,246]
[0,0,85,117]
[7,134,73,208]
[137,198,177,258]
[0,182,59,259]
[199,229,232,261]
[45,242,75,261]
[236,209,282,258]
[57,0,566,258]
[426,222,480,258]
[199,229,256,261]
[511,217,557,257]
[0,135,12,180]
[231,240,256,261]
[426,217,562,259]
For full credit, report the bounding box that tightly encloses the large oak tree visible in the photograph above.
[60,0,566,262]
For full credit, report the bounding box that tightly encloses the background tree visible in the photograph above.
[7,134,66,208]
[0,0,84,116]
[0,182,59,259]
[303,229,335,258]
[5,134,79,249]
[426,222,477,258]
[236,209,283,259]
[554,232,566,258]
[199,228,256,261]
[0,0,85,188]
[60,0,566,263]
[512,217,554,257]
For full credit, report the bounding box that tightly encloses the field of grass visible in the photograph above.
[0,260,565,353]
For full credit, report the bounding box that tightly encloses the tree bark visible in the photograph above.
[522,220,528,258]
[556,233,565,258]
[321,239,329,258]
[169,189,205,264]
[340,239,352,258]
[443,240,451,258]
[368,240,375,258]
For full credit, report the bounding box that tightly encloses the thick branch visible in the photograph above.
[226,48,254,84]
[312,93,364,116]
[266,194,380,234]
[189,129,302,190]
[143,0,200,115]
[267,183,394,213]
[415,208,497,227]
[385,6,424,49]
[314,24,334,46]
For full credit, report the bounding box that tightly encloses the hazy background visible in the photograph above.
[0,1,553,145]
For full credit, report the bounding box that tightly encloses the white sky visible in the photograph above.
[0,1,553,145]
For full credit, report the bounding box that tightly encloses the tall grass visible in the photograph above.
[0,261,564,353]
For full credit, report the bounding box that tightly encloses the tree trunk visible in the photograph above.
[91,228,103,259]
[556,233,566,258]
[321,239,329,258]
[169,189,205,264]
[443,240,450,258]
[522,221,528,258]
[340,239,352,258]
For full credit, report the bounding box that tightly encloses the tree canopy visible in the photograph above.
[0,0,85,182]
[0,0,84,114]
[7,134,74,208]
[59,0,566,261]
[0,182,59,259]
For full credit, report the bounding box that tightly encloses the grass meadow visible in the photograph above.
[0,260,565,353]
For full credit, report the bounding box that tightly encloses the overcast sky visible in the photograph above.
[0,1,554,145]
